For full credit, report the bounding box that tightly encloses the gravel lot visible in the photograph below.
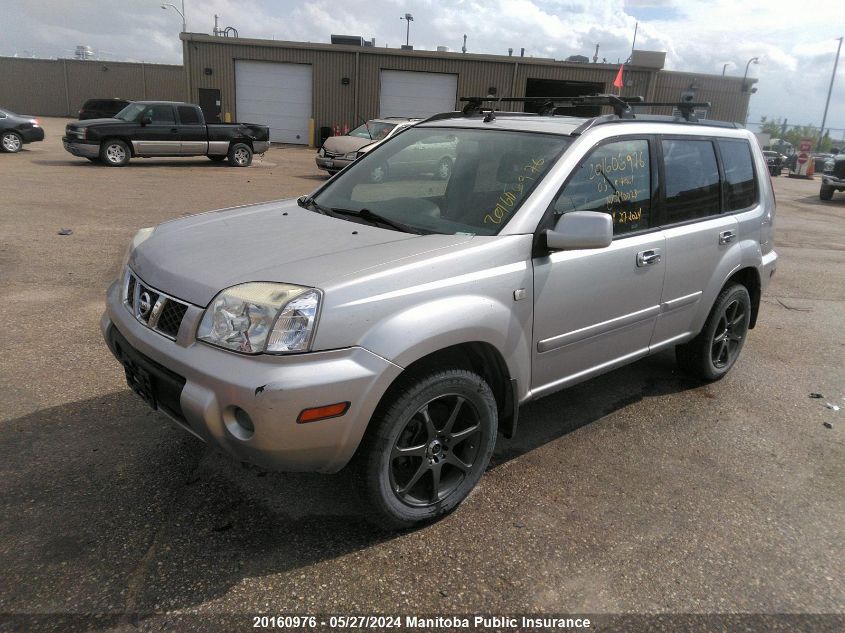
[1,118,843,631]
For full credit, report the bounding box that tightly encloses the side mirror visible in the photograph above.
[545,211,613,251]
[140,115,152,126]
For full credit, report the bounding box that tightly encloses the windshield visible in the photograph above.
[114,103,147,122]
[314,127,570,235]
[349,121,397,140]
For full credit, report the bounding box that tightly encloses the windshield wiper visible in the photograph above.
[297,195,337,217]
[331,207,423,234]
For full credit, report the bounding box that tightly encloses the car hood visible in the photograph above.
[69,118,126,128]
[130,199,474,306]
[321,135,372,154]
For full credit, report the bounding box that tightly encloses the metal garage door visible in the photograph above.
[379,70,458,118]
[235,61,312,144]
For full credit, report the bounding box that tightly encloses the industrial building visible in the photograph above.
[0,33,755,147]
[181,32,756,145]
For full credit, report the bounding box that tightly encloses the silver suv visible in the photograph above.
[102,97,777,528]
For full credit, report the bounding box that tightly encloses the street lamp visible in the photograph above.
[400,13,414,47]
[742,56,759,92]
[161,1,186,33]
[722,62,730,76]
[817,36,843,151]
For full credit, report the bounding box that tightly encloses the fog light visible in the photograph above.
[233,407,254,432]
[297,402,350,424]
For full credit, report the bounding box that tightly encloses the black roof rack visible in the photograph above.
[457,94,714,120]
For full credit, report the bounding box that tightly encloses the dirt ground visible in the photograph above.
[1,118,843,631]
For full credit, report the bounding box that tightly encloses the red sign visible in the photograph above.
[799,138,813,153]
[798,153,808,165]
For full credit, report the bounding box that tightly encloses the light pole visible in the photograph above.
[161,1,186,32]
[400,13,414,47]
[742,56,759,91]
[817,36,843,151]
[722,62,730,76]
[741,57,759,126]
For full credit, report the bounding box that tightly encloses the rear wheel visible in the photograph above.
[820,185,834,201]
[1,131,23,153]
[228,142,253,167]
[353,369,498,529]
[676,283,751,381]
[100,139,130,166]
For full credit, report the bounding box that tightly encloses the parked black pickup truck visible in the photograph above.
[62,101,270,167]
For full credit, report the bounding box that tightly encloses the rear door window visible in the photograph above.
[552,138,651,236]
[177,106,201,125]
[718,139,758,211]
[662,139,720,223]
[148,105,176,124]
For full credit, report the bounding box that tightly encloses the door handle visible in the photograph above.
[719,230,736,245]
[636,249,662,267]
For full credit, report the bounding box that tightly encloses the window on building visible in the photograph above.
[552,139,651,235]
[718,139,757,211]
[662,139,720,223]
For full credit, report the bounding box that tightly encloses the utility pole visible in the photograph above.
[818,36,843,151]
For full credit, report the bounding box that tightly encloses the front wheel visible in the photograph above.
[676,283,751,381]
[1,131,23,153]
[100,139,130,166]
[354,369,498,529]
[820,185,834,201]
[228,142,253,167]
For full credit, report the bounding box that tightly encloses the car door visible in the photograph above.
[531,137,666,397]
[176,105,207,155]
[648,137,742,352]
[133,104,180,156]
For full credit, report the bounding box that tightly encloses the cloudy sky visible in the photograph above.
[3,0,843,135]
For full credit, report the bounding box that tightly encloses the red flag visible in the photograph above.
[613,64,624,90]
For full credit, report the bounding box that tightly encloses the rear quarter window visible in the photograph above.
[177,106,201,125]
[718,139,758,211]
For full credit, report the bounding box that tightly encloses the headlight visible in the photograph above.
[120,226,155,272]
[824,159,834,173]
[341,151,358,160]
[318,147,325,156]
[197,283,321,354]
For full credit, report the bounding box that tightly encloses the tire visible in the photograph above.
[100,139,130,166]
[353,369,498,529]
[1,131,23,153]
[675,283,751,382]
[228,142,252,167]
[820,185,834,201]
[369,162,388,183]
[436,157,453,180]
[208,154,226,162]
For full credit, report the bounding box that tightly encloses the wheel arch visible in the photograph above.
[101,136,134,157]
[725,266,761,328]
[369,341,518,443]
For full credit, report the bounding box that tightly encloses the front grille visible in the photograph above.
[123,269,191,340]
[833,160,845,179]
[157,300,188,337]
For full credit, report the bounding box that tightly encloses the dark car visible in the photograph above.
[762,150,783,177]
[0,107,45,153]
[820,154,845,200]
[78,98,132,120]
[62,101,270,167]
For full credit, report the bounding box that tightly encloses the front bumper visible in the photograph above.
[821,174,845,189]
[62,138,100,158]
[315,156,351,173]
[101,279,402,473]
[21,127,45,143]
